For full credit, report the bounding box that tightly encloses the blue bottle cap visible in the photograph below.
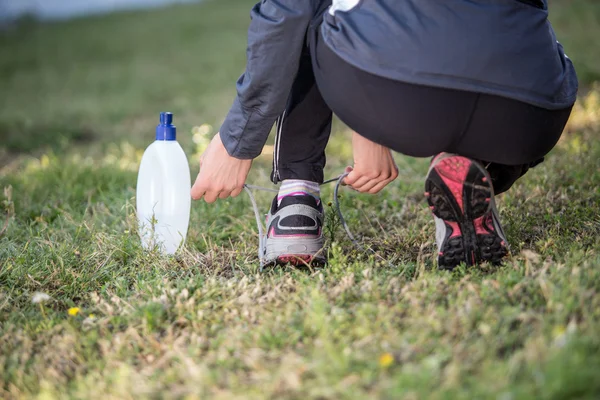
[156,112,176,141]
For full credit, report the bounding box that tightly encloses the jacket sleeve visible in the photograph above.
[219,0,323,159]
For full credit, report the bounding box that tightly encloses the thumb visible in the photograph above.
[343,166,356,186]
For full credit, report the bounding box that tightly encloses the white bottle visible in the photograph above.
[136,112,191,254]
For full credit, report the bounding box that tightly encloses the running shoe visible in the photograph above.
[425,153,509,269]
[263,195,326,265]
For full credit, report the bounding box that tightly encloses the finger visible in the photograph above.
[355,177,382,193]
[342,166,354,186]
[218,190,231,200]
[349,175,376,192]
[230,186,244,198]
[203,190,219,204]
[367,167,398,194]
[358,172,398,193]
[191,189,205,201]
[367,178,394,194]
[343,168,362,187]
[385,155,399,180]
[191,179,207,200]
[390,165,399,181]
[345,172,369,191]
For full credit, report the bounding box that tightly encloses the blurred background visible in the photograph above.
[0,0,256,168]
[0,0,201,21]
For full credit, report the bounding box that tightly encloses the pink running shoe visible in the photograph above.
[425,153,509,269]
[264,195,326,266]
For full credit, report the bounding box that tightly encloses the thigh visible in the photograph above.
[311,28,572,163]
[452,94,573,165]
[311,32,479,158]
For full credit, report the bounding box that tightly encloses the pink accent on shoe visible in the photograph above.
[434,156,472,213]
[431,153,446,165]
[277,191,313,200]
[474,214,494,235]
[447,221,462,239]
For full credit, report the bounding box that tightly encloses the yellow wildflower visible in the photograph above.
[552,325,566,337]
[68,307,80,316]
[379,353,394,368]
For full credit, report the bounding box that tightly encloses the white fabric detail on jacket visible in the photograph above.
[329,0,360,15]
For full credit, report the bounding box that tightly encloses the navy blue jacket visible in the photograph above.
[220,0,578,159]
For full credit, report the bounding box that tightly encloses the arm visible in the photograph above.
[220,0,323,159]
[192,1,324,202]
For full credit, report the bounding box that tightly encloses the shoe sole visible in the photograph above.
[264,236,326,267]
[425,155,508,269]
[274,254,326,267]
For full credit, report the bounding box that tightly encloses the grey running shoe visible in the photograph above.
[264,195,326,265]
[425,153,509,269]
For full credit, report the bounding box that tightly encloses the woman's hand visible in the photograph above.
[343,131,398,194]
[191,133,252,203]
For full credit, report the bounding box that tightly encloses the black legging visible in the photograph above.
[271,16,573,195]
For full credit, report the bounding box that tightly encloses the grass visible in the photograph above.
[1,0,600,398]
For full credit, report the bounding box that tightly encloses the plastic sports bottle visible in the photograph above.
[136,112,191,254]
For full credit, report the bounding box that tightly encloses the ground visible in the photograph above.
[1,0,600,398]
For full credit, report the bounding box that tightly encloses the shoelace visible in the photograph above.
[244,172,383,270]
